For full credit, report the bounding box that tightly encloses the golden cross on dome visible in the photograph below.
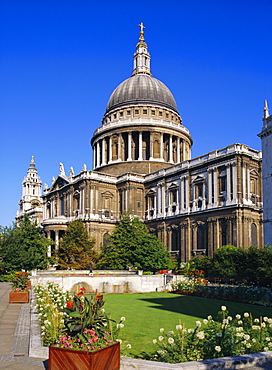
[31,156,35,163]
[138,22,145,41]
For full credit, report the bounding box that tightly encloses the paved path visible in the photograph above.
[0,283,48,369]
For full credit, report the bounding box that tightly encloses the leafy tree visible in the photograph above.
[57,220,96,270]
[97,213,171,272]
[0,214,51,270]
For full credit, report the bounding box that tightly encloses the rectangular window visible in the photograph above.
[143,109,147,115]
[151,110,155,116]
[127,110,131,116]
[135,109,139,115]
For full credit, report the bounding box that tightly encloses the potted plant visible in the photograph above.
[9,271,30,303]
[49,288,122,370]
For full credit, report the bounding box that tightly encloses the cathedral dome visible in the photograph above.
[106,74,178,113]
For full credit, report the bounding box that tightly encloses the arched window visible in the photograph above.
[251,223,257,246]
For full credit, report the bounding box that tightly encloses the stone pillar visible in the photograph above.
[97,141,101,167]
[128,132,132,161]
[138,131,143,160]
[118,134,122,161]
[102,138,106,165]
[226,164,231,205]
[109,136,112,163]
[46,231,51,257]
[93,144,96,169]
[55,230,59,251]
[208,169,213,207]
[169,134,173,163]
[177,138,181,163]
[161,183,166,217]
[150,132,154,159]
[213,168,218,206]
[232,163,237,201]
[159,133,163,161]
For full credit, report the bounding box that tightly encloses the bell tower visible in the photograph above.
[17,156,43,224]
[258,100,272,245]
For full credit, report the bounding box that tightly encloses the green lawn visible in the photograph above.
[103,292,272,357]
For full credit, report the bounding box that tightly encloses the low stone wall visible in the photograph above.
[30,270,183,293]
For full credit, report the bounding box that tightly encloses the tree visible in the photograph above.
[0,214,51,271]
[57,220,96,269]
[97,213,171,272]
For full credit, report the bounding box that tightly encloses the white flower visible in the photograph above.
[266,337,271,341]
[116,339,122,343]
[236,314,241,320]
[187,328,194,334]
[238,320,243,325]
[117,323,124,329]
[269,342,272,348]
[244,312,249,318]
[207,315,213,320]
[203,319,208,325]
[216,332,222,337]
[196,321,201,327]
[267,318,272,324]
[252,338,256,343]
[215,346,221,352]
[126,344,132,348]
[227,316,232,321]
[152,339,157,344]
[167,331,174,336]
[264,347,269,351]
[120,317,126,322]
[168,337,174,344]
[160,328,164,333]
[261,322,266,328]
[176,325,182,330]
[254,318,259,323]
[264,317,268,322]
[196,331,205,339]
[243,334,250,340]
[158,336,164,341]
[221,306,227,311]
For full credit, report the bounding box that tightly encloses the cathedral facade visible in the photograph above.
[17,25,264,262]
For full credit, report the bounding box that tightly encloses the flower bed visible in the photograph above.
[171,278,272,307]
[149,305,272,363]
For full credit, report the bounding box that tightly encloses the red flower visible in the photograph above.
[66,301,73,309]
[80,287,86,292]
[77,292,83,296]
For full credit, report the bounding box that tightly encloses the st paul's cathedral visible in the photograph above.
[17,24,266,263]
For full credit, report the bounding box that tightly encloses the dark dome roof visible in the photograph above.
[106,74,178,113]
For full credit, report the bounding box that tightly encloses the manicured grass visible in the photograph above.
[103,292,272,357]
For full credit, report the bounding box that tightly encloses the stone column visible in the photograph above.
[161,183,166,217]
[150,132,154,159]
[55,230,59,251]
[160,133,164,161]
[109,136,112,163]
[213,168,218,206]
[46,231,51,257]
[232,163,237,201]
[102,138,106,165]
[93,144,96,169]
[138,131,143,160]
[208,168,213,207]
[118,134,122,161]
[169,134,173,163]
[128,132,132,161]
[177,138,181,163]
[97,141,101,167]
[226,164,231,205]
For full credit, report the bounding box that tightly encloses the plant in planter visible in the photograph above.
[49,288,124,370]
[9,271,30,303]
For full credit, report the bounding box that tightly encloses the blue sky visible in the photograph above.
[1,0,272,227]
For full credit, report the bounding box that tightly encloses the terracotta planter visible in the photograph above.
[9,291,29,303]
[49,342,120,370]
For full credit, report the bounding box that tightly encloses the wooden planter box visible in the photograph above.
[9,291,29,303]
[49,341,120,370]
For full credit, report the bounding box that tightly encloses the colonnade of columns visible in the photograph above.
[93,131,189,169]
